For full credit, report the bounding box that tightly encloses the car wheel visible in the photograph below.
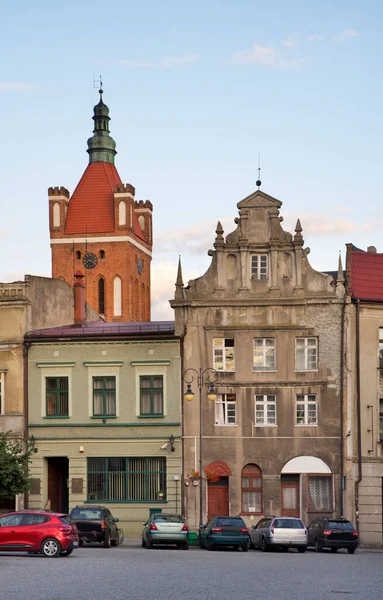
[146,538,153,549]
[298,547,306,554]
[183,542,189,550]
[41,538,61,558]
[348,548,356,555]
[61,548,73,557]
[242,544,248,552]
[331,548,338,553]
[206,539,213,551]
[261,537,269,553]
[111,538,118,547]
[103,535,111,548]
[314,539,323,553]
[142,537,146,548]
[79,540,84,547]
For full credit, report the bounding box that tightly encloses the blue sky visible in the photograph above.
[1,0,382,318]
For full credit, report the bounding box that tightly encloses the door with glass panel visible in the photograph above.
[281,474,300,518]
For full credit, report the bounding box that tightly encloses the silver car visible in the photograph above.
[142,514,189,549]
[250,516,307,552]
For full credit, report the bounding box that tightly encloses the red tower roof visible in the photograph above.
[65,162,145,239]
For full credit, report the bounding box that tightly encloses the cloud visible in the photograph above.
[231,42,306,69]
[307,34,323,42]
[114,54,198,69]
[281,38,295,48]
[282,211,374,236]
[0,82,30,92]
[332,29,360,41]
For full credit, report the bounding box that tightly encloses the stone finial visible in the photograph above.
[294,218,304,244]
[134,199,153,211]
[175,256,185,299]
[337,252,345,284]
[48,186,70,198]
[115,183,136,195]
[214,221,224,247]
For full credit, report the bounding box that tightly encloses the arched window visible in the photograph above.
[98,278,105,315]
[113,276,122,317]
[99,250,105,259]
[138,215,145,231]
[135,279,139,320]
[119,201,126,226]
[53,202,60,227]
[141,283,145,318]
[76,251,81,260]
[241,464,262,514]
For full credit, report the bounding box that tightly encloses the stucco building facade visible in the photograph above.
[171,188,346,530]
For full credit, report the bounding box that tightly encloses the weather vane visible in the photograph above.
[93,74,103,93]
[256,153,262,190]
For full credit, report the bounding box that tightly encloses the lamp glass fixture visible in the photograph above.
[184,384,195,402]
[207,382,217,402]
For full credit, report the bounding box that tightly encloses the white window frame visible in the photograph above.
[38,366,74,418]
[254,394,277,426]
[253,338,276,371]
[295,337,318,371]
[379,327,383,368]
[296,393,318,426]
[131,361,170,418]
[251,254,268,280]
[215,394,237,426]
[0,371,5,415]
[213,338,235,372]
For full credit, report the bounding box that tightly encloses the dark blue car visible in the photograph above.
[198,516,250,551]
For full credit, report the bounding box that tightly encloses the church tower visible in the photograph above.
[49,88,153,322]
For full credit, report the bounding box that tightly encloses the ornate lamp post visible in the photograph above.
[183,368,217,527]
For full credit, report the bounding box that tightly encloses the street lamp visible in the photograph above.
[183,367,217,527]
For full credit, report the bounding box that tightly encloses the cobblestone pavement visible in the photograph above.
[1,541,382,600]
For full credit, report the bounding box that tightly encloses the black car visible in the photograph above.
[69,505,120,548]
[307,517,358,554]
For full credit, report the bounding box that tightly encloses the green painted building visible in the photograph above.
[25,320,182,537]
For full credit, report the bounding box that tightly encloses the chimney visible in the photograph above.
[74,271,86,325]
[367,246,377,253]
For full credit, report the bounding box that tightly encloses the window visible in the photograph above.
[308,475,333,511]
[215,394,236,425]
[254,338,276,370]
[53,202,60,227]
[98,278,105,314]
[296,394,317,425]
[251,255,268,280]
[213,338,235,371]
[113,276,122,317]
[379,328,383,368]
[93,377,116,416]
[255,395,276,426]
[76,250,81,260]
[118,201,126,226]
[295,337,318,370]
[140,376,163,416]
[87,457,166,502]
[380,399,383,441]
[0,513,24,527]
[241,464,262,514]
[46,377,69,416]
[99,250,105,259]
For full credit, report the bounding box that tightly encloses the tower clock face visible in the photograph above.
[82,252,98,269]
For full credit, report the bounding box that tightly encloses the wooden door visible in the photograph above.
[281,483,300,518]
[208,483,229,517]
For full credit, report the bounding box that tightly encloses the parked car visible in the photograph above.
[69,505,119,548]
[0,510,79,557]
[198,516,250,551]
[142,513,189,549]
[250,516,307,552]
[307,517,358,554]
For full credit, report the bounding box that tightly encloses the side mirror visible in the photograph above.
[113,518,119,522]
[142,522,148,526]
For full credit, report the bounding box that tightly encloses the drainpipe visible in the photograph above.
[180,333,185,517]
[355,299,362,533]
[340,300,346,516]
[23,340,31,509]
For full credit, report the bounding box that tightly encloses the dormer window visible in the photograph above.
[251,254,268,280]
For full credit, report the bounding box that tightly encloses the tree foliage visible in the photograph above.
[0,431,33,500]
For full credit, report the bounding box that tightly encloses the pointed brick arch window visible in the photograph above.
[138,215,145,231]
[113,276,122,317]
[53,202,60,227]
[119,201,126,226]
[241,464,262,514]
[98,278,105,315]
[141,283,145,318]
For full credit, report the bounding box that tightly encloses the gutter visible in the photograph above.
[354,298,362,533]
[23,341,31,509]
[340,299,346,515]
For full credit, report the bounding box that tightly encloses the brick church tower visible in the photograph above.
[49,88,152,322]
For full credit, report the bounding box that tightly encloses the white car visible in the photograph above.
[250,516,308,552]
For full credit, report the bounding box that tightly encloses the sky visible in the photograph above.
[1,0,383,319]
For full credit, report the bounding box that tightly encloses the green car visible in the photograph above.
[198,516,250,551]
[142,514,189,550]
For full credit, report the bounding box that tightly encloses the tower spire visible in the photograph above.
[87,85,117,165]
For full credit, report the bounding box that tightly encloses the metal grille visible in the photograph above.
[282,487,297,510]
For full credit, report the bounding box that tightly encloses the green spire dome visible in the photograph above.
[87,89,117,164]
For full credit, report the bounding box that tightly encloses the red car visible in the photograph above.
[0,510,79,557]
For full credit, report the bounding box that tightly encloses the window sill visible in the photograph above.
[90,415,117,419]
[253,369,277,373]
[294,369,319,373]
[295,424,318,427]
[44,416,70,419]
[215,370,236,374]
[138,415,165,419]
[254,424,278,428]
[85,499,168,504]
[214,423,237,427]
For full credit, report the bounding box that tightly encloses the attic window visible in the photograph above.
[251,255,268,280]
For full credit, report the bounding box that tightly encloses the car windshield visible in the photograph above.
[327,521,354,530]
[273,519,304,529]
[216,518,245,527]
[153,515,183,523]
[70,509,103,520]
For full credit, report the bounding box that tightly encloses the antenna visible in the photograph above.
[256,154,262,190]
[93,74,103,93]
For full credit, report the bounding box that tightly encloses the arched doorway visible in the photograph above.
[206,462,231,517]
[281,456,332,519]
